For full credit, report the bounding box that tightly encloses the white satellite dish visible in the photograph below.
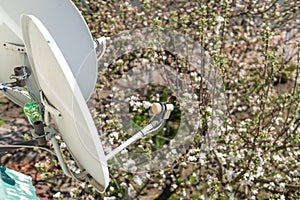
[18,13,175,192]
[20,14,109,190]
[0,0,97,105]
[0,0,176,194]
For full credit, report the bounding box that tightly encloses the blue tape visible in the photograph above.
[2,83,7,92]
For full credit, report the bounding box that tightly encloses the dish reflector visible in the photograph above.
[0,0,97,105]
[21,14,109,189]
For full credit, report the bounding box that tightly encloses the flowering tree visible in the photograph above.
[67,0,300,199]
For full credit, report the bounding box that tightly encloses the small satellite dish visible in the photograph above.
[21,14,109,190]
[0,0,97,105]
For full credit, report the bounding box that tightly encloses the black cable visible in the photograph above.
[0,140,55,156]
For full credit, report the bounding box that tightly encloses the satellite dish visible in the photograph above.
[20,14,109,190]
[0,0,178,194]
[0,0,97,106]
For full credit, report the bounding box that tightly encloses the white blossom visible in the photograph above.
[274,174,282,180]
[53,192,62,199]
[188,155,197,162]
[216,16,225,23]
[273,154,283,162]
[133,175,143,186]
[279,182,285,190]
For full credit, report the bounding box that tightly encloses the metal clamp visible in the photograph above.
[10,66,30,87]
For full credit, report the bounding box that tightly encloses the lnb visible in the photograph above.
[152,102,174,119]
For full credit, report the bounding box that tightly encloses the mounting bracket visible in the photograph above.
[3,42,26,54]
